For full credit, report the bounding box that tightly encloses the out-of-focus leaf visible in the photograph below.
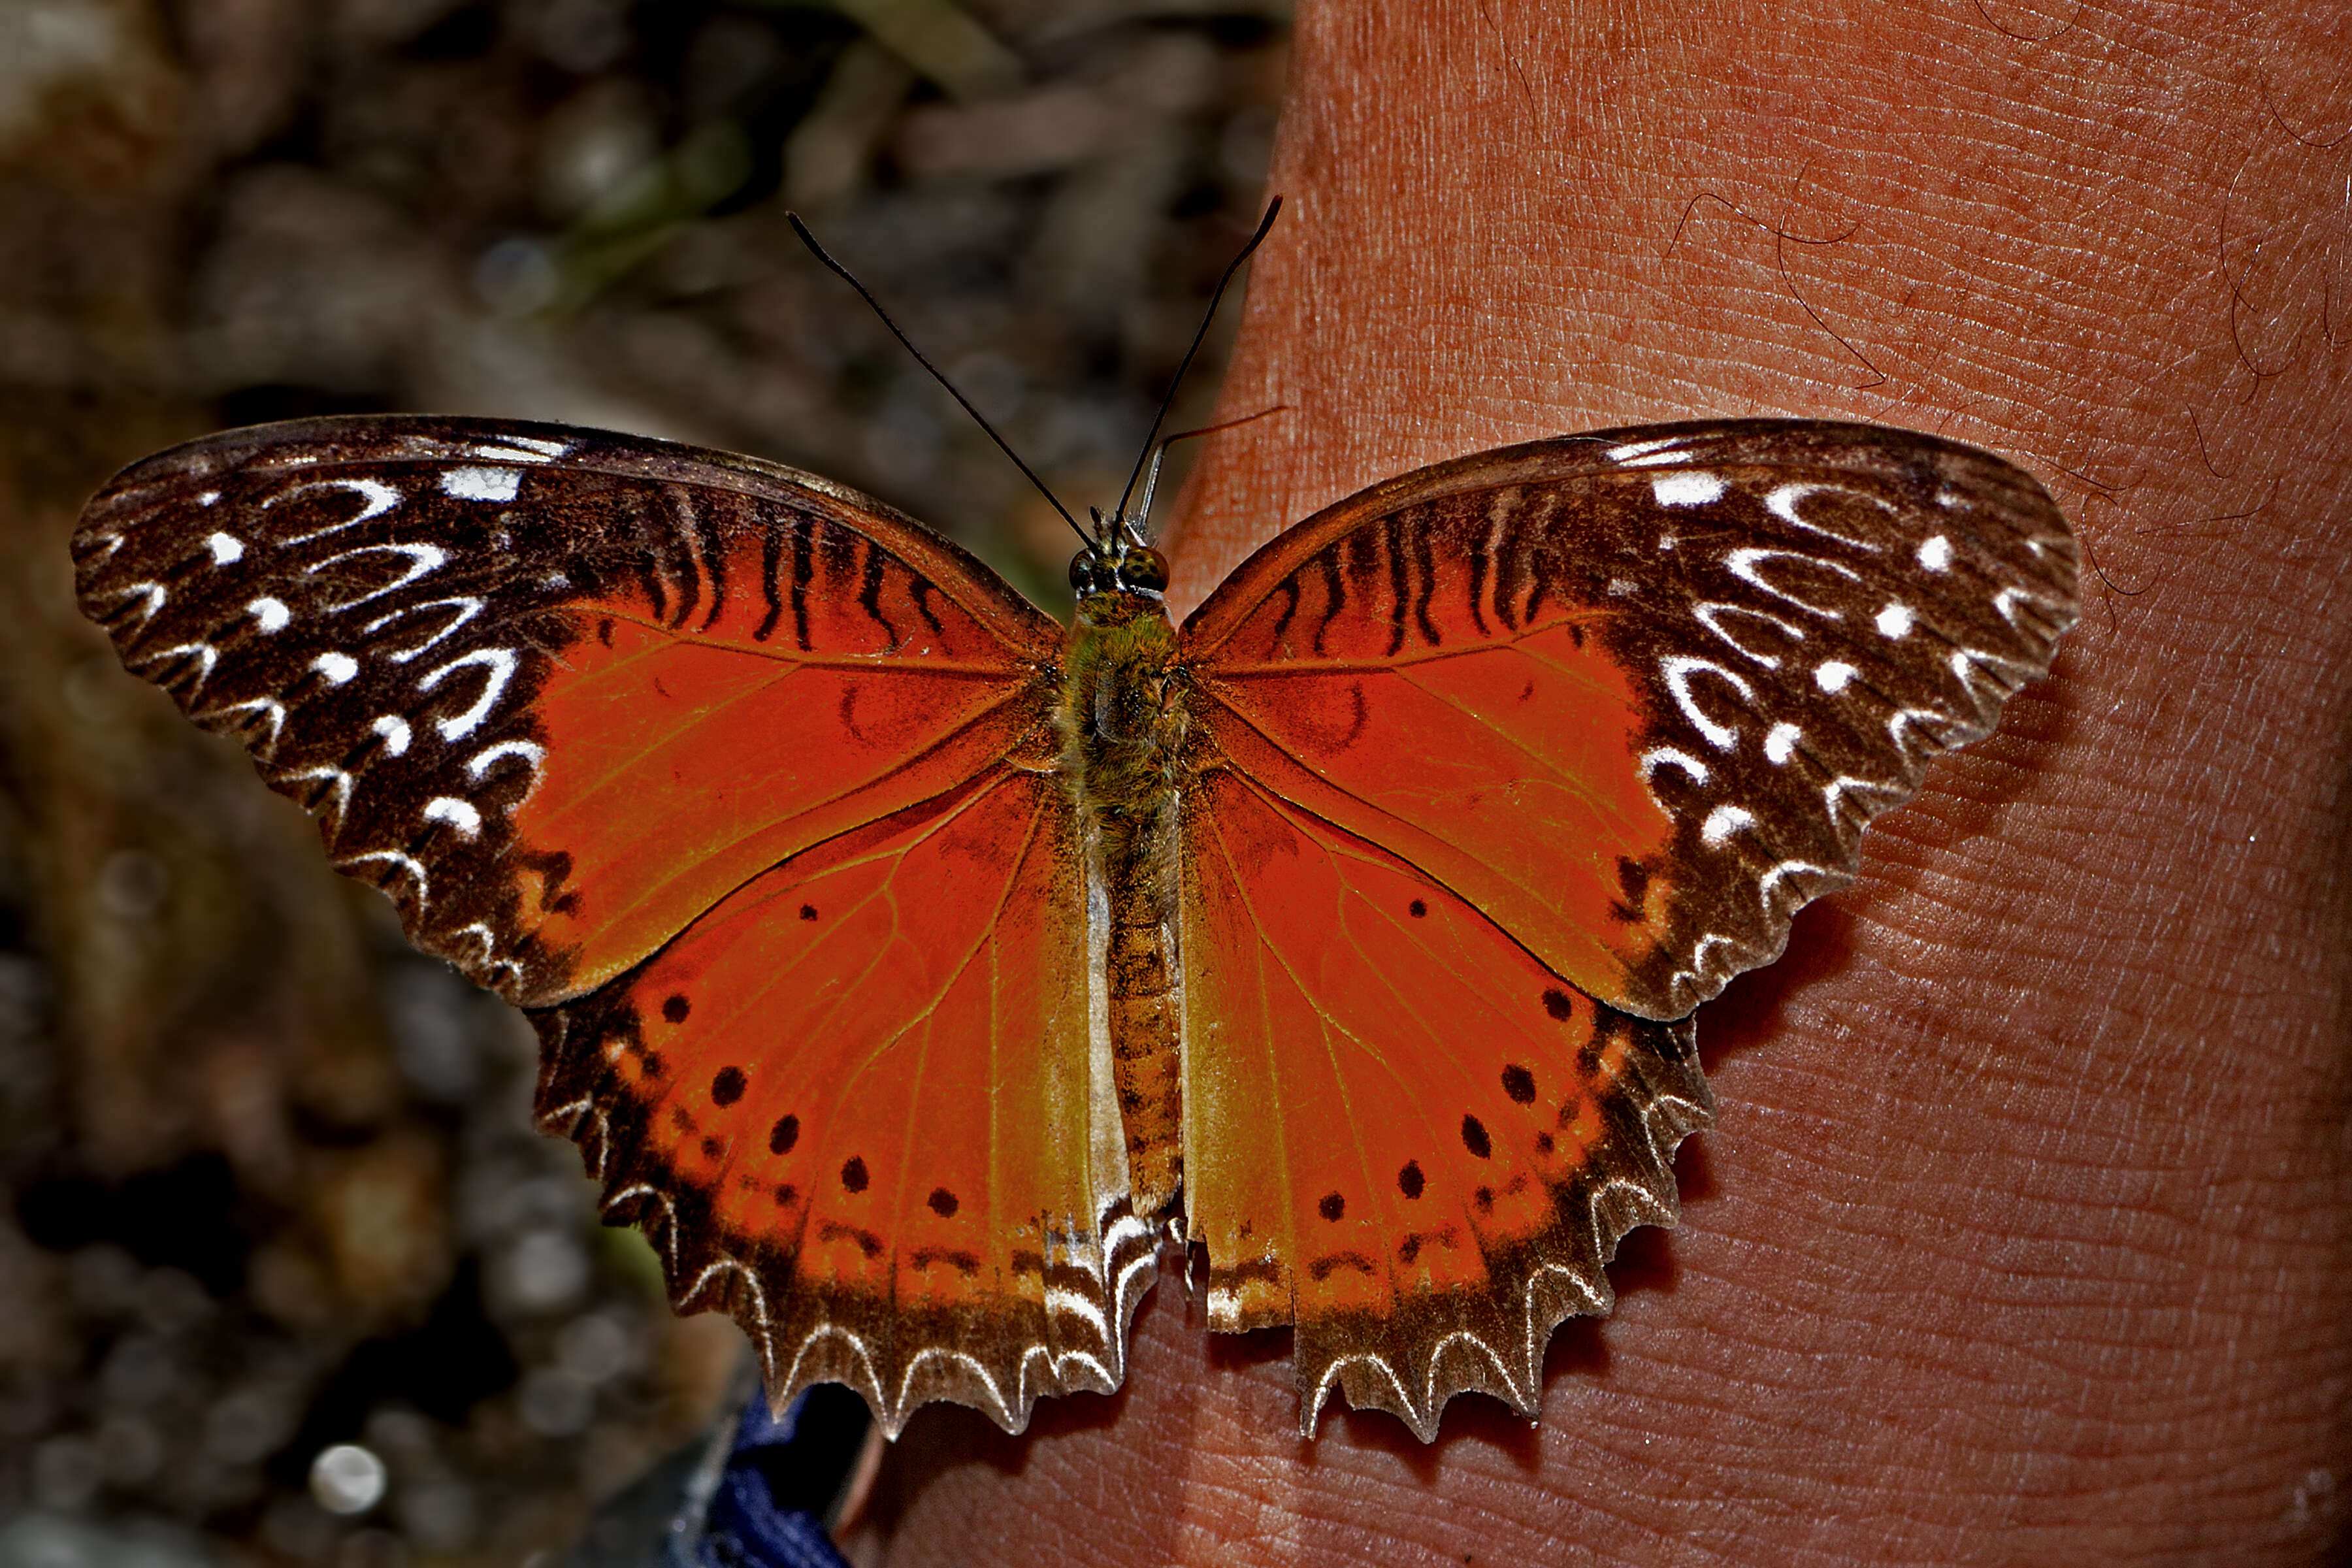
[753,0,1023,102]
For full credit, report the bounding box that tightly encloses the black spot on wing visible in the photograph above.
[711,1067,745,1107]
[789,527,814,651]
[1407,515,1442,646]
[1398,1161,1425,1200]
[1465,521,1492,636]
[840,1155,868,1193]
[907,576,945,641]
[1267,574,1301,653]
[1461,1115,1492,1159]
[768,1115,798,1154]
[857,537,897,647]
[1314,549,1343,655]
[756,529,784,642]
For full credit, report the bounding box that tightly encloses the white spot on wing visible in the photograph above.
[470,436,568,461]
[1816,661,1859,693]
[206,532,244,564]
[1652,472,1725,506]
[364,596,482,662]
[1726,547,1857,619]
[248,596,291,632]
[197,491,221,506]
[1660,656,1752,751]
[117,582,167,627]
[1701,805,1755,845]
[1693,601,1799,668]
[419,648,517,740]
[423,797,482,837]
[310,652,359,685]
[311,543,449,610]
[1764,721,1802,764]
[1918,534,1953,571]
[270,478,402,540]
[372,715,411,756]
[1764,482,1882,548]
[440,466,523,502]
[465,740,546,798]
[1607,436,1685,463]
[1876,602,1915,638]
[1639,747,1710,787]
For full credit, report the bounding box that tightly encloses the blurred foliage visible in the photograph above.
[0,0,1284,1563]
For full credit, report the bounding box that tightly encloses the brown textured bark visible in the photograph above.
[854,0,2352,1563]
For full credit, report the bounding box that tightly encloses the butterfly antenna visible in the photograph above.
[787,211,1092,550]
[1111,197,1283,532]
[1125,404,1292,546]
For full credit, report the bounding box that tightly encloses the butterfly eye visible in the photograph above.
[1068,552,1105,596]
[1119,546,1169,595]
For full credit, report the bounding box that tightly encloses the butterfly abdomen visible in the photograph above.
[1058,593,1188,1217]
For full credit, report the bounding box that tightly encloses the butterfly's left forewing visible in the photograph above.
[73,416,1146,1436]
[1177,419,2077,1433]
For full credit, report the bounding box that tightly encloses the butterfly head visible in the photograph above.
[1070,513,1169,604]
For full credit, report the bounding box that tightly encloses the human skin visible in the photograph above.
[852,1,2352,1563]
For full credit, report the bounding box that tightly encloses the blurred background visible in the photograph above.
[0,0,1286,1562]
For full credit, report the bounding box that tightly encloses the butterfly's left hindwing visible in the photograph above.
[73,415,1147,1438]
[1177,768,1708,1440]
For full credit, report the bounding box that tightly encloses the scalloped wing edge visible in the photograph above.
[1294,1017,1710,1441]
[529,1009,1164,1439]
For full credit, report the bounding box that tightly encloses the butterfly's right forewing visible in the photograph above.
[74,416,1060,1005]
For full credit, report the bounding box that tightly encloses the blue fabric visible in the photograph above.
[700,1466,848,1568]
[693,1394,850,1568]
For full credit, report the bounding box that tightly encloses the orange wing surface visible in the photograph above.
[1179,768,1707,1439]
[1177,419,2077,1431]
[72,416,1143,1435]
[536,766,1152,1435]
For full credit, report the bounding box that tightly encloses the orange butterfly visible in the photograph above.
[73,402,2076,1439]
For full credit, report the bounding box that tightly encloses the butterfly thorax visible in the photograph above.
[1056,589,1188,1217]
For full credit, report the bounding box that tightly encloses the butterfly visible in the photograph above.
[71,410,2077,1441]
